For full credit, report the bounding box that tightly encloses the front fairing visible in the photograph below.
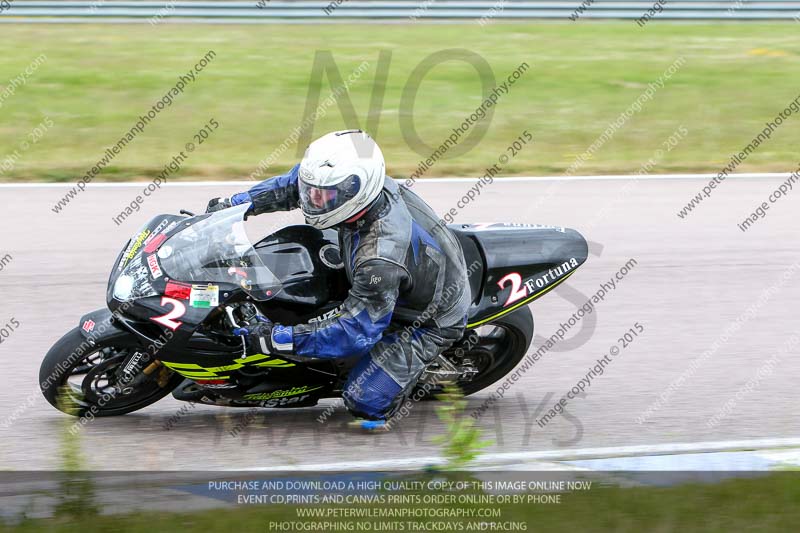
[105,207,293,349]
[156,204,283,301]
[104,214,222,343]
[102,207,347,365]
[107,215,184,306]
[107,206,284,307]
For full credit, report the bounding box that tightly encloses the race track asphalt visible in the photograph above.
[0,175,797,470]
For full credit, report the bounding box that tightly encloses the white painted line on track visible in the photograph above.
[0,172,793,188]
[246,437,800,471]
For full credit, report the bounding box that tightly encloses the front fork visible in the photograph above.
[112,352,171,394]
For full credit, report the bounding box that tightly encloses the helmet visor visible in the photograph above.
[299,174,362,216]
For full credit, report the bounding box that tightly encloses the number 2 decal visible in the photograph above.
[151,297,186,330]
[497,272,527,307]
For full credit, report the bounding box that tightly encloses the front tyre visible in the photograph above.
[39,327,183,417]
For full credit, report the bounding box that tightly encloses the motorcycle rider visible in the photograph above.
[206,130,470,429]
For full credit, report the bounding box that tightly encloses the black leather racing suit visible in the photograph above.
[230,164,471,419]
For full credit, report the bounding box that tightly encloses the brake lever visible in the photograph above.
[180,209,196,217]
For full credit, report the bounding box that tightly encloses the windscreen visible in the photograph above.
[157,204,282,301]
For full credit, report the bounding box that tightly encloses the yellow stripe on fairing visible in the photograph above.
[166,369,220,378]
[162,353,295,376]
[236,354,271,364]
[254,360,295,368]
[162,362,204,370]
[466,270,576,328]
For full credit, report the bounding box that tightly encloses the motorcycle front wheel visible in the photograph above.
[39,327,183,417]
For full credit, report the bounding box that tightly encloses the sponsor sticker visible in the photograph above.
[309,305,342,323]
[144,234,167,254]
[117,229,152,272]
[190,284,219,308]
[117,230,150,272]
[128,263,152,285]
[147,254,163,279]
[126,230,151,260]
[497,257,580,307]
[194,379,237,389]
[260,395,311,407]
[165,281,192,300]
[471,222,566,233]
[149,218,178,238]
[82,319,95,333]
[242,385,322,401]
[123,352,144,376]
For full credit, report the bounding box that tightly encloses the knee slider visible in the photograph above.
[343,363,402,420]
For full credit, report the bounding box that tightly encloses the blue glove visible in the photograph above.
[232,314,272,336]
[230,192,252,207]
[233,317,293,355]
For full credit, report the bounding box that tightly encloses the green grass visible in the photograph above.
[1,22,799,182]
[4,472,800,532]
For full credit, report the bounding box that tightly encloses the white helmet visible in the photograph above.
[297,130,385,229]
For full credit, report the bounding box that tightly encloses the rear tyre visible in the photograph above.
[415,306,534,399]
[457,306,534,396]
[40,327,183,417]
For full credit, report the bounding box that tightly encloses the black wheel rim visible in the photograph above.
[61,346,168,412]
[466,325,513,377]
[416,323,519,397]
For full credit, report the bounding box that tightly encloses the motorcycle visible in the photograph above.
[40,204,588,417]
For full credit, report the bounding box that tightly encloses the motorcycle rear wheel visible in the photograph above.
[416,305,534,398]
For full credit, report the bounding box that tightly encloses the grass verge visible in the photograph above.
[1,23,799,181]
[2,472,799,532]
